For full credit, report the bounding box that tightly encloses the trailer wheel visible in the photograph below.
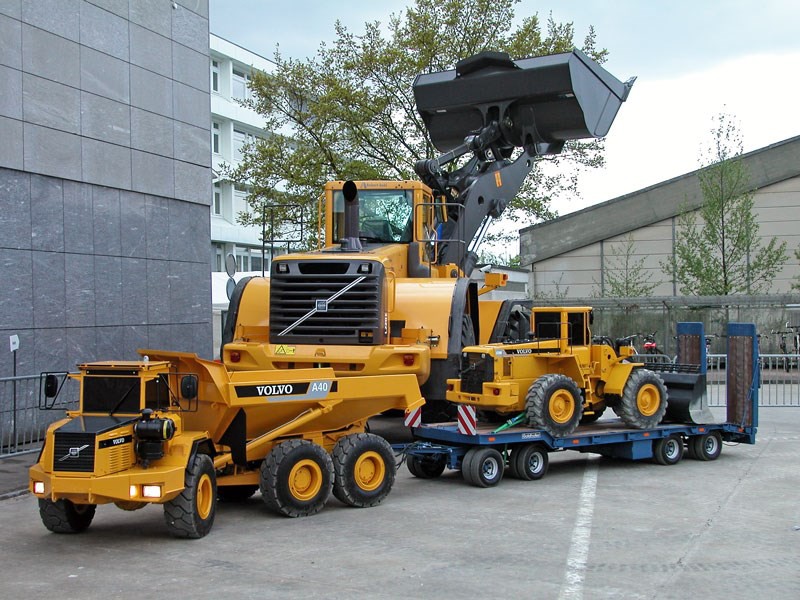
[261,439,333,517]
[407,454,447,479]
[525,374,583,436]
[653,435,684,465]
[460,448,477,485]
[690,431,722,461]
[38,499,96,534]
[511,444,549,481]
[164,453,217,538]
[615,369,667,429]
[217,485,258,502]
[332,433,396,508]
[464,447,504,488]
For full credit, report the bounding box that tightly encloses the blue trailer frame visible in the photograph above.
[395,323,759,486]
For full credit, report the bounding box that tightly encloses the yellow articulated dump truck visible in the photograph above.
[221,49,634,421]
[29,350,423,538]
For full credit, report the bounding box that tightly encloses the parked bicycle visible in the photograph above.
[771,323,799,371]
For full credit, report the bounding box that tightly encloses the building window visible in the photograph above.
[213,182,222,216]
[232,68,251,101]
[211,60,219,92]
[212,121,220,154]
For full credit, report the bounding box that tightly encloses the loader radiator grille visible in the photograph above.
[270,260,385,346]
[53,432,96,473]
[461,353,494,394]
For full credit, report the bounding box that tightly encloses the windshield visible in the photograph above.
[83,376,141,414]
[332,189,413,243]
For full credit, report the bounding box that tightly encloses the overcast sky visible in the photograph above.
[209,0,800,216]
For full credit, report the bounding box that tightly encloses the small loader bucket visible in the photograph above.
[413,49,634,153]
[661,323,715,424]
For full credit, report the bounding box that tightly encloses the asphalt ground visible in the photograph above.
[1,407,798,599]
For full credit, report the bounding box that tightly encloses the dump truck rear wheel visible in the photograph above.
[615,369,667,429]
[525,374,583,436]
[38,499,96,533]
[653,435,684,465]
[217,485,258,502]
[690,431,722,461]
[164,453,217,539]
[407,454,447,479]
[464,447,504,488]
[333,433,396,507]
[261,439,333,517]
[511,444,549,481]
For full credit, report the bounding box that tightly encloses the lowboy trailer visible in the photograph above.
[398,323,758,487]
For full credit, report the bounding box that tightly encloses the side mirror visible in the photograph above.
[180,375,198,400]
[44,374,59,398]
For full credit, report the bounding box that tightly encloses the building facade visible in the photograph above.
[0,0,213,376]
[209,33,276,274]
[521,136,800,298]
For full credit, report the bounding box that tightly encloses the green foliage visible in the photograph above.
[598,234,657,297]
[792,246,800,291]
[225,0,608,247]
[661,113,788,295]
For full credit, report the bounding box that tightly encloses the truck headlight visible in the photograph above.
[33,481,45,494]
[142,485,162,499]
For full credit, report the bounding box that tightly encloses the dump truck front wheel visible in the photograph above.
[333,433,396,507]
[525,374,583,436]
[261,439,333,517]
[164,453,217,539]
[39,499,96,534]
[614,369,667,429]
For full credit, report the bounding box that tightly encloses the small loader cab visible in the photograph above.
[330,185,414,244]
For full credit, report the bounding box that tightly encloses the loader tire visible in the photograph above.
[332,433,396,507]
[614,369,667,429]
[38,499,96,534]
[525,374,583,436]
[261,439,333,517]
[164,453,217,539]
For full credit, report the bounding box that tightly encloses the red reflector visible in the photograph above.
[572,439,579,445]
[643,432,650,437]
[492,388,500,396]
[699,427,706,432]
[488,437,495,442]
[229,351,241,363]
[403,354,414,367]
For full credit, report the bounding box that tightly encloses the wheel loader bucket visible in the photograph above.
[661,323,715,424]
[414,49,634,154]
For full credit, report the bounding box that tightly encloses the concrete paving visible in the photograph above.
[1,407,798,599]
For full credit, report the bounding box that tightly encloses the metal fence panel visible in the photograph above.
[707,354,799,407]
[0,375,78,457]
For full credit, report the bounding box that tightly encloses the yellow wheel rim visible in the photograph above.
[354,451,386,492]
[288,459,323,501]
[636,383,661,417]
[196,473,214,520]
[549,389,575,424]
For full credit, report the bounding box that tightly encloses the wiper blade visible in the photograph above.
[109,382,138,416]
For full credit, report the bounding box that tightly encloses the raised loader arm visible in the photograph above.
[413,49,634,273]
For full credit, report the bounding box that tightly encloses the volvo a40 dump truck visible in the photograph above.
[221,50,635,420]
[29,351,424,538]
[446,306,712,437]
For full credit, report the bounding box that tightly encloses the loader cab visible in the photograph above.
[73,362,175,415]
[530,308,592,352]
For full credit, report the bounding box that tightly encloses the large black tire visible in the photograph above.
[689,431,722,461]
[653,435,684,466]
[217,485,258,503]
[464,447,504,488]
[332,433,396,508]
[460,447,478,485]
[164,453,217,539]
[525,374,584,436]
[614,369,667,429]
[38,499,96,534]
[407,454,447,479]
[260,439,333,517]
[510,444,549,481]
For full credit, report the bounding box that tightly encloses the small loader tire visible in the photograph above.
[614,369,668,429]
[164,453,217,539]
[525,374,583,436]
[333,433,396,508]
[39,499,96,534]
